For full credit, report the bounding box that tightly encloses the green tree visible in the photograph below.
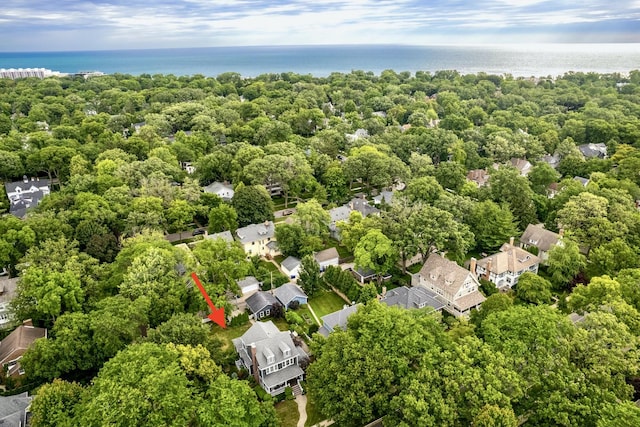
[354,229,397,285]
[515,272,553,305]
[409,205,474,262]
[232,184,274,227]
[208,203,238,233]
[546,239,586,289]
[298,255,322,297]
[588,238,640,277]
[292,198,330,238]
[30,379,85,427]
[469,200,519,252]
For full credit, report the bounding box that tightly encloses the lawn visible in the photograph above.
[209,322,252,351]
[304,392,326,427]
[297,305,320,326]
[275,399,299,427]
[308,290,347,318]
[323,238,352,260]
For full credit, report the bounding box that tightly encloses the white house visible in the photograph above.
[232,321,307,396]
[412,254,485,317]
[314,247,339,272]
[474,239,541,289]
[237,276,262,297]
[203,181,234,201]
[281,256,301,279]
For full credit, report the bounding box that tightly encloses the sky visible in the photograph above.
[2,0,640,51]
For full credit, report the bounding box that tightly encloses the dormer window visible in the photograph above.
[263,348,275,365]
[279,341,291,358]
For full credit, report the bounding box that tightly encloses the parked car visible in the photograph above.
[192,228,206,236]
[282,209,294,216]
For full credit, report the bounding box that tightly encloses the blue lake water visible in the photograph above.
[0,44,638,78]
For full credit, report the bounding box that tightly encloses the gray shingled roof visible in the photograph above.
[245,291,278,315]
[274,283,307,307]
[0,392,31,427]
[236,221,275,244]
[203,181,234,197]
[4,179,51,218]
[349,198,379,217]
[319,304,360,337]
[578,143,607,158]
[373,191,394,205]
[281,256,301,273]
[237,276,261,292]
[519,224,561,252]
[205,230,234,243]
[380,286,444,311]
[329,205,351,223]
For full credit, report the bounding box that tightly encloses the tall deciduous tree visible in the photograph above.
[207,203,238,233]
[298,255,322,297]
[232,184,274,227]
[469,200,519,252]
[515,272,553,305]
[354,229,397,285]
[546,239,586,289]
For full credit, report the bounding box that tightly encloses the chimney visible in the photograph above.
[559,228,564,237]
[250,343,260,384]
[381,286,387,297]
[512,248,517,273]
[484,259,492,281]
[509,236,515,246]
[22,319,33,327]
[22,175,28,183]
[470,257,477,275]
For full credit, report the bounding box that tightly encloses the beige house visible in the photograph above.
[474,238,541,289]
[519,224,562,262]
[412,254,485,317]
[236,221,280,258]
[0,321,47,377]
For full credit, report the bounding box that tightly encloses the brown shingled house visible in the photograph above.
[0,321,47,377]
[474,238,541,290]
[412,254,485,317]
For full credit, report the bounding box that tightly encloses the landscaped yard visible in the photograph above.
[275,399,300,427]
[297,304,320,326]
[323,238,352,260]
[308,290,348,318]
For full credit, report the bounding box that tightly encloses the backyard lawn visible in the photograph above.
[275,399,299,427]
[209,322,252,351]
[304,393,326,427]
[308,290,348,318]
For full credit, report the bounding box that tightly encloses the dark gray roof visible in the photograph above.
[4,179,51,218]
[274,283,307,307]
[281,256,301,273]
[373,191,394,205]
[329,205,351,223]
[349,198,379,217]
[236,221,275,244]
[0,392,31,427]
[319,304,360,337]
[245,291,277,315]
[380,286,445,311]
[578,143,607,158]
[541,153,561,169]
[519,224,561,252]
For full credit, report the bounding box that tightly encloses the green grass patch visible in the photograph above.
[304,392,326,427]
[297,305,320,326]
[407,263,423,274]
[275,399,300,427]
[322,239,352,260]
[270,317,291,331]
[274,255,285,264]
[308,290,347,319]
[259,260,281,273]
[209,322,252,351]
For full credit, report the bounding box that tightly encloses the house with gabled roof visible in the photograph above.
[4,177,51,218]
[328,205,351,240]
[412,254,485,317]
[317,304,360,337]
[281,256,301,279]
[0,392,32,426]
[314,247,339,271]
[466,169,490,187]
[274,283,308,310]
[0,321,47,377]
[205,230,234,243]
[236,276,261,297]
[474,238,541,289]
[235,221,279,258]
[380,286,444,312]
[232,321,307,396]
[519,224,562,262]
[203,181,234,201]
[245,291,279,320]
[510,158,533,176]
[578,143,607,159]
[348,197,380,217]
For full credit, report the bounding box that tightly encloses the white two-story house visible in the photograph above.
[412,254,485,317]
[474,238,541,289]
[232,321,307,396]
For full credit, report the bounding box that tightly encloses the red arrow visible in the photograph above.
[191,272,226,328]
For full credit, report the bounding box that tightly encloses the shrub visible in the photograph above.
[285,386,294,401]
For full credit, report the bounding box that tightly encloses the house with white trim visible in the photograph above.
[236,221,280,258]
[232,321,307,396]
[474,239,541,289]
